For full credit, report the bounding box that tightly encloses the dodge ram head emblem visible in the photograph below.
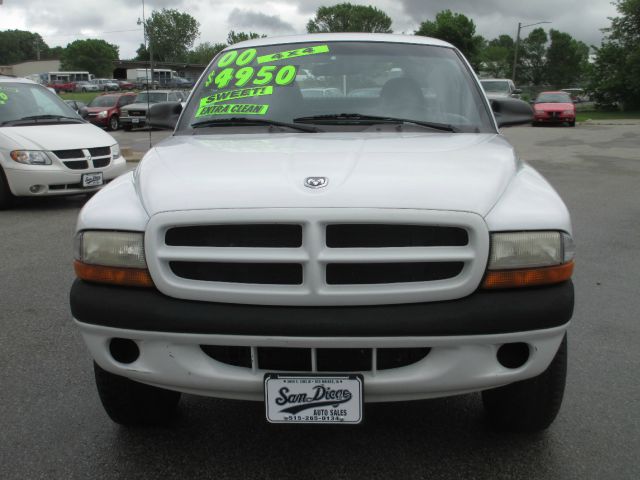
[304,177,329,189]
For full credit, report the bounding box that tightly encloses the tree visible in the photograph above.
[481,35,514,78]
[0,30,53,64]
[307,3,392,33]
[518,28,548,85]
[145,9,200,62]
[134,43,149,61]
[227,31,265,45]
[415,11,484,69]
[545,30,589,87]
[60,39,119,78]
[589,0,640,110]
[186,42,227,64]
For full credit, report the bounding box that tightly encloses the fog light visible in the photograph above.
[29,185,45,193]
[497,343,530,369]
[109,338,140,364]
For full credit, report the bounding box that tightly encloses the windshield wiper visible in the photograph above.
[191,117,321,133]
[1,114,83,126]
[293,113,458,132]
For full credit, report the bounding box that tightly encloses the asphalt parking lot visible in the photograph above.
[1,123,639,479]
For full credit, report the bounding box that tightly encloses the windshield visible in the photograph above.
[179,41,494,133]
[535,93,572,103]
[0,82,81,125]
[135,92,168,104]
[88,95,118,107]
[480,80,510,93]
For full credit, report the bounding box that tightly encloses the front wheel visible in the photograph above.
[569,121,576,127]
[94,362,181,426]
[482,334,567,433]
[108,115,119,131]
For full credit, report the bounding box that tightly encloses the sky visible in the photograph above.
[0,0,619,59]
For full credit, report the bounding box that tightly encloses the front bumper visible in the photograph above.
[534,114,575,123]
[4,156,127,196]
[88,116,109,127]
[71,280,573,401]
[120,116,147,128]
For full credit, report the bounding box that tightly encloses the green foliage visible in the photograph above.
[545,30,589,87]
[0,30,57,64]
[518,28,548,85]
[307,3,392,33]
[227,31,265,45]
[589,0,640,110]
[135,44,149,61]
[145,9,200,62]
[185,42,227,64]
[482,36,515,77]
[60,39,119,78]
[415,10,484,69]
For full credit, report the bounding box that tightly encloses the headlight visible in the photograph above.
[10,150,52,165]
[535,109,545,114]
[483,231,574,289]
[111,144,121,160]
[74,231,153,287]
[98,110,108,118]
[562,110,574,115]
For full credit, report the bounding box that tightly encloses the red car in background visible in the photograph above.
[85,92,136,131]
[48,80,76,93]
[117,80,136,90]
[532,91,576,127]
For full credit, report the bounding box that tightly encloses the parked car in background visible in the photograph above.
[135,77,160,90]
[0,77,126,209]
[86,92,136,131]
[561,88,589,103]
[48,79,76,93]
[120,90,186,130]
[64,99,88,118]
[91,79,120,91]
[165,77,194,89]
[480,78,522,99]
[532,91,576,127]
[301,87,343,98]
[117,80,136,91]
[75,81,100,93]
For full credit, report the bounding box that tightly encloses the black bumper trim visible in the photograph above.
[70,279,574,337]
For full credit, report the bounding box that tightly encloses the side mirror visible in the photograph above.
[513,88,523,95]
[491,97,533,128]
[79,106,89,120]
[148,101,183,130]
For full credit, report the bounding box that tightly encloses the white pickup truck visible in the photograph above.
[70,34,575,432]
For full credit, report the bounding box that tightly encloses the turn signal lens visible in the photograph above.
[482,261,574,289]
[74,260,154,287]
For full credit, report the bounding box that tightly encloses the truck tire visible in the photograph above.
[0,167,15,210]
[482,334,567,433]
[93,362,181,426]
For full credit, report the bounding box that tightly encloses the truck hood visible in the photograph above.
[0,123,117,150]
[137,132,519,217]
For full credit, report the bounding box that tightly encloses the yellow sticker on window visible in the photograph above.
[196,103,270,117]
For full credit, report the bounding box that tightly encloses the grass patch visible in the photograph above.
[59,92,101,104]
[576,110,640,122]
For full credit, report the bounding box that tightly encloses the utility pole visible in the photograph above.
[512,21,551,82]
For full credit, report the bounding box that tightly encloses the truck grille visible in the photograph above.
[52,147,112,170]
[200,345,431,373]
[145,209,489,306]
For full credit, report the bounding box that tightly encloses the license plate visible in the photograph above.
[82,172,103,188]
[132,117,139,124]
[264,374,363,424]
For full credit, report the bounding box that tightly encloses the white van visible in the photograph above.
[0,76,127,208]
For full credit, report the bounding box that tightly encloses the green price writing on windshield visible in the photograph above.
[208,65,297,90]
[257,45,330,64]
[0,92,8,105]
